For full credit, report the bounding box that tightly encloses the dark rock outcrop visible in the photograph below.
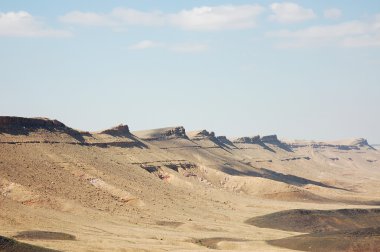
[0,116,85,142]
[163,127,188,139]
[233,134,292,152]
[100,124,130,136]
[188,130,236,149]
[232,135,275,152]
[216,136,235,147]
[133,126,189,140]
[233,136,261,144]
[261,135,279,144]
[189,130,215,140]
[0,116,67,130]
[289,138,375,151]
[354,138,369,147]
[261,135,293,152]
[351,138,375,149]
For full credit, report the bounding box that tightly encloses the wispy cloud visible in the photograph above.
[60,9,164,30]
[269,2,316,24]
[111,8,166,27]
[324,8,342,20]
[60,5,264,31]
[169,5,264,31]
[170,43,208,53]
[268,14,380,48]
[128,40,162,50]
[59,11,116,27]
[127,40,208,53]
[0,11,71,37]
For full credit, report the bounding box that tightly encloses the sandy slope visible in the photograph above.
[0,117,379,251]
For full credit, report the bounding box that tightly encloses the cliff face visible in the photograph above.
[163,127,187,139]
[261,135,279,144]
[288,138,375,151]
[352,138,370,147]
[100,124,130,136]
[0,116,85,142]
[133,126,189,141]
[188,130,216,140]
[0,116,67,130]
[233,135,282,145]
[232,134,293,152]
[233,136,261,144]
[0,117,146,147]
[188,130,238,149]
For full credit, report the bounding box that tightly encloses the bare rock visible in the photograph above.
[233,136,261,144]
[0,116,85,142]
[261,135,279,144]
[100,124,130,136]
[0,116,67,130]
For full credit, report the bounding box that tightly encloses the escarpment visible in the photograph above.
[133,126,188,141]
[0,116,85,142]
[100,124,130,136]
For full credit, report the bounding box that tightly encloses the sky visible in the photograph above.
[1,1,380,143]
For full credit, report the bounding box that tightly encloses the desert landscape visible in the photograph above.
[2,0,380,251]
[0,116,379,251]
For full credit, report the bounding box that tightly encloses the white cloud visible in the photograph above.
[267,14,380,48]
[170,43,208,53]
[60,5,264,31]
[61,8,165,27]
[169,5,264,31]
[127,40,208,53]
[269,21,369,39]
[111,8,165,26]
[128,40,162,50]
[324,8,342,20]
[0,11,71,37]
[269,2,316,24]
[59,11,116,27]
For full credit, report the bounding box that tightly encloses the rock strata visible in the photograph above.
[189,130,216,140]
[261,135,279,144]
[233,136,261,144]
[100,124,130,136]
[0,116,67,130]
[0,116,85,142]
[163,127,187,139]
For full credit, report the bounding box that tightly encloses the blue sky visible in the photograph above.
[1,1,379,143]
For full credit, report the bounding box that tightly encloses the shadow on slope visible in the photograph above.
[216,136,237,149]
[221,166,345,190]
[246,208,380,233]
[233,136,277,153]
[0,235,60,252]
[247,208,380,252]
[13,231,76,241]
[0,116,85,143]
[268,228,380,252]
[261,135,293,152]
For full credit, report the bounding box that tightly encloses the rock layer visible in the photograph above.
[0,116,68,130]
[233,136,261,144]
[100,124,130,136]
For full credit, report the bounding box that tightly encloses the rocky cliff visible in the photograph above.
[100,124,130,136]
